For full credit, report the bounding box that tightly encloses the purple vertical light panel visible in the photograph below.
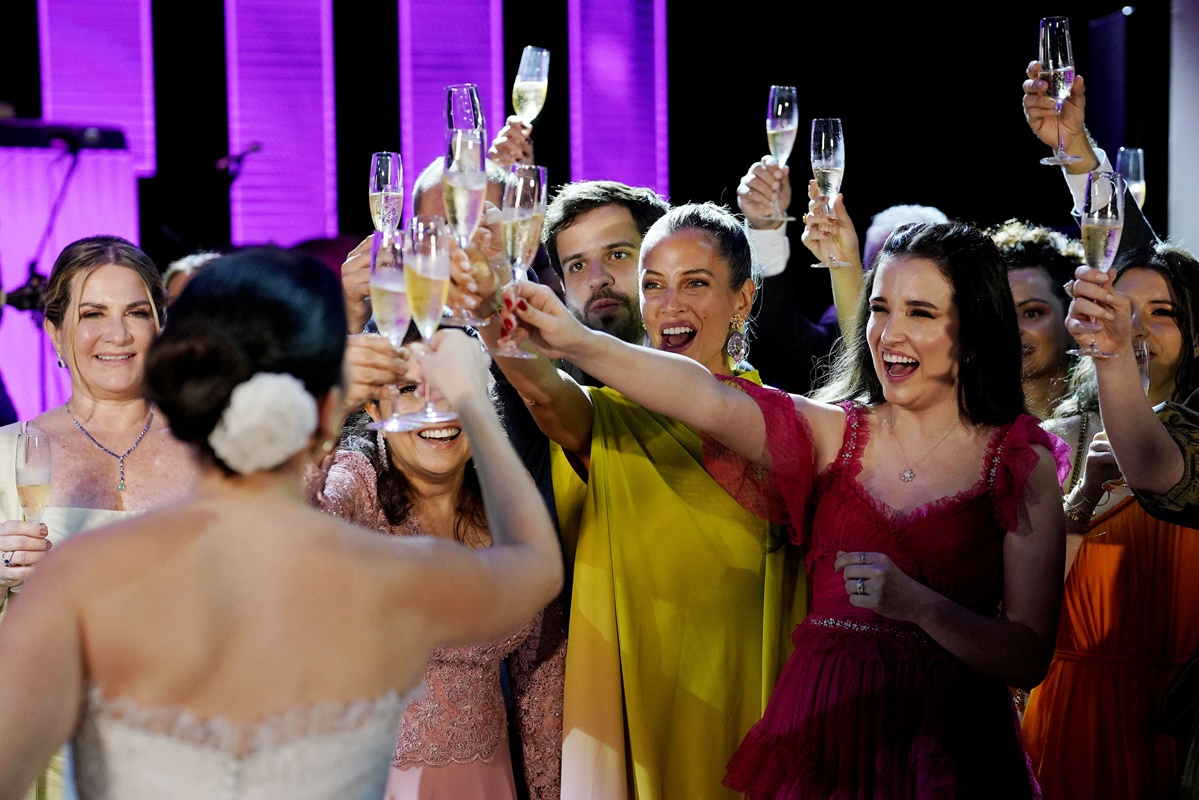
[225,0,338,247]
[397,0,504,221]
[38,0,157,176]
[568,0,668,197]
[0,149,139,418]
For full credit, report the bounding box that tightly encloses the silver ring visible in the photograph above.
[859,552,867,565]
[2,552,12,567]
[1063,280,1075,298]
[855,578,866,596]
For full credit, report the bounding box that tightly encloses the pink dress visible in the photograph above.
[706,383,1070,800]
[315,451,560,800]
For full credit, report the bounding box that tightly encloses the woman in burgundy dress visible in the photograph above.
[506,219,1070,799]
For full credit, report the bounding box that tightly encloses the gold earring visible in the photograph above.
[726,314,748,363]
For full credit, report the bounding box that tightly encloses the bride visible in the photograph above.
[0,246,562,799]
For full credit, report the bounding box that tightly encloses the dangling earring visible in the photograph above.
[376,428,390,472]
[56,353,65,369]
[726,314,749,364]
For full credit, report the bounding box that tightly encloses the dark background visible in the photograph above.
[0,1,1170,320]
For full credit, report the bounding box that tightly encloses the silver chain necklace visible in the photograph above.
[66,405,155,492]
[884,409,961,483]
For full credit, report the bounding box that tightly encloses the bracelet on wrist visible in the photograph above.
[1064,490,1095,513]
[1063,503,1093,525]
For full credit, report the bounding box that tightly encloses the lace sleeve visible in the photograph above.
[312,451,384,529]
[1131,401,1199,527]
[506,597,566,800]
[990,414,1072,532]
[702,377,816,545]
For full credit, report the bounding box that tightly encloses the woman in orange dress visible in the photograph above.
[1022,244,1199,799]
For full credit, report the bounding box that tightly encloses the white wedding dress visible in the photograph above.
[72,685,413,800]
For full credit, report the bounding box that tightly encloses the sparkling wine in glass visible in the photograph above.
[369,152,403,241]
[15,430,51,524]
[491,164,547,359]
[446,83,486,132]
[763,85,798,223]
[810,117,851,268]
[367,231,421,433]
[513,46,550,125]
[441,128,491,327]
[1068,171,1125,359]
[1038,17,1083,166]
[1117,146,1146,209]
[396,215,458,427]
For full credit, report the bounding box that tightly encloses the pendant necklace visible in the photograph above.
[67,404,155,492]
[884,408,961,483]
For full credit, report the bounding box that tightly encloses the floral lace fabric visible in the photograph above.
[315,451,560,795]
[506,593,566,800]
[73,687,409,800]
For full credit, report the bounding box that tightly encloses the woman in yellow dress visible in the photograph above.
[480,202,808,799]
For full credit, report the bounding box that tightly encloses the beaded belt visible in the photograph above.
[807,615,931,644]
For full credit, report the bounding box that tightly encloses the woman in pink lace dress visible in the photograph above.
[506,221,1070,798]
[310,331,560,800]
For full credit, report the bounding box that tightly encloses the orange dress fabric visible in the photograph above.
[1022,494,1199,799]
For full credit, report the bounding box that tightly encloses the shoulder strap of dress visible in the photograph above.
[984,419,1019,489]
[835,401,867,467]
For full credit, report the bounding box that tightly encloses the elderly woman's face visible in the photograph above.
[53,264,159,401]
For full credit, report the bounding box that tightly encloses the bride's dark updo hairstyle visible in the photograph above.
[143,246,346,472]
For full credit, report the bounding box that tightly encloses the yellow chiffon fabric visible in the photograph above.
[553,375,808,800]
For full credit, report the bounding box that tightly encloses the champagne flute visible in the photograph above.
[441,128,491,327]
[395,215,458,427]
[1037,17,1083,166]
[16,430,51,524]
[446,83,486,132]
[369,152,403,241]
[1117,146,1146,209]
[367,231,421,433]
[763,85,798,222]
[1067,170,1125,359]
[491,164,547,359]
[513,46,550,125]
[809,117,851,268]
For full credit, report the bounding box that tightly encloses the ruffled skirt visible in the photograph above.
[724,618,1039,800]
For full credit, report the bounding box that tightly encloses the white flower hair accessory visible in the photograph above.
[208,372,318,474]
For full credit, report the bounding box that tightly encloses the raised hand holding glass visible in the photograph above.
[1037,17,1083,166]
[810,117,850,268]
[366,231,421,433]
[396,216,459,426]
[369,152,403,241]
[441,128,491,326]
[1067,170,1125,359]
[513,46,550,125]
[763,85,798,223]
[491,164,547,359]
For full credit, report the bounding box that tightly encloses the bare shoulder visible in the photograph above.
[792,394,849,461]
